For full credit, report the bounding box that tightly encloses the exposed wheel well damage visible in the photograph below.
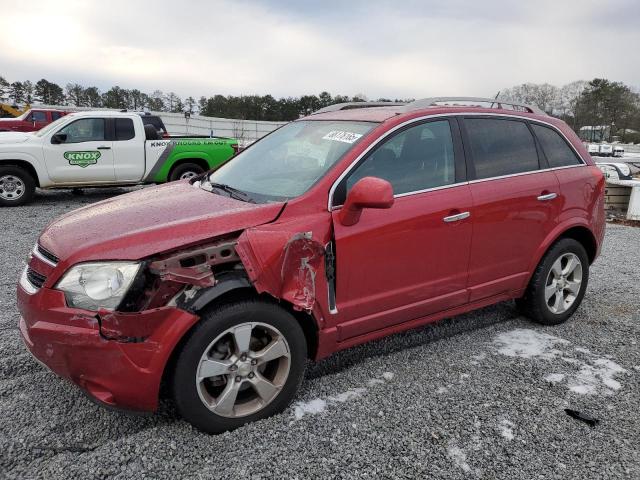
[0,159,40,187]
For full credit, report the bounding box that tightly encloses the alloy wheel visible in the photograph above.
[195,322,291,418]
[0,175,25,201]
[544,252,583,314]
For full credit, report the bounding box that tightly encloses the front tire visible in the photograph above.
[169,163,205,182]
[0,166,35,207]
[172,299,307,434]
[517,238,589,325]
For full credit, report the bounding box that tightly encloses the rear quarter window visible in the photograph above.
[531,124,583,168]
[115,118,135,141]
[465,118,540,179]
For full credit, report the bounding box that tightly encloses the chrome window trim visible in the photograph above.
[32,244,57,267]
[327,112,588,211]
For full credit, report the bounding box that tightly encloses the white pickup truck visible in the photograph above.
[0,111,238,206]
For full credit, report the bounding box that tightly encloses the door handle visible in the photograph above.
[537,192,557,201]
[97,146,111,150]
[443,211,471,223]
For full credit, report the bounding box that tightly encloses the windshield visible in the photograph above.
[206,120,376,202]
[34,115,73,137]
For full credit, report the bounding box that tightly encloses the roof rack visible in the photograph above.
[311,101,406,115]
[404,97,545,115]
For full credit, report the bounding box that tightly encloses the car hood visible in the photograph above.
[0,131,31,143]
[39,181,285,268]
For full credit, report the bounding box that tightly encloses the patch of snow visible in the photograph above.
[447,445,471,473]
[493,329,569,360]
[293,372,393,420]
[494,329,627,396]
[498,419,515,441]
[544,373,566,383]
[293,398,327,420]
[330,387,366,403]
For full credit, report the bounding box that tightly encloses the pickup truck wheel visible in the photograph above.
[517,238,589,326]
[172,299,307,434]
[169,163,205,181]
[0,166,35,207]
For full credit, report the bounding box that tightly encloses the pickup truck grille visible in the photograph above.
[35,244,59,265]
[26,268,47,289]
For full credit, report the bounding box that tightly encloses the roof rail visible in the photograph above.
[404,97,546,115]
[311,101,406,115]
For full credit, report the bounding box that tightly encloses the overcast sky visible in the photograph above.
[1,0,639,99]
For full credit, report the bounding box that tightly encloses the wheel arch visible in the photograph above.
[0,159,41,187]
[166,156,210,180]
[158,278,320,401]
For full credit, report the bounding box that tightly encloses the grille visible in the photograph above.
[36,244,59,265]
[26,268,47,289]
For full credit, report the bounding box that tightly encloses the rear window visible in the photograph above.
[531,124,582,168]
[115,118,135,141]
[465,118,539,179]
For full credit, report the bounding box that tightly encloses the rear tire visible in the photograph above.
[517,238,589,325]
[169,163,205,182]
[172,299,307,434]
[0,166,35,207]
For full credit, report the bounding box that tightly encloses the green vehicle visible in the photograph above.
[0,111,239,206]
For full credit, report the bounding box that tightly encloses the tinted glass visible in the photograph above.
[346,120,455,196]
[32,111,47,122]
[465,118,539,179]
[142,116,164,131]
[532,124,582,168]
[58,118,105,143]
[115,118,135,141]
[51,112,63,120]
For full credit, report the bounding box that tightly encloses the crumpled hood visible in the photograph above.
[39,181,285,269]
[0,131,32,144]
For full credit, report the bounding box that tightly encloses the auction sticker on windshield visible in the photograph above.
[322,131,363,143]
[64,151,101,168]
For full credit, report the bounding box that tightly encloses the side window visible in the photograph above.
[51,112,63,121]
[531,124,582,168]
[465,118,539,179]
[32,111,47,122]
[346,120,456,196]
[57,118,106,143]
[115,118,135,141]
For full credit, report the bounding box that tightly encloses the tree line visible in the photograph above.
[2,74,639,142]
[499,79,640,143]
[0,75,391,121]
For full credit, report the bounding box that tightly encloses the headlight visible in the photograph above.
[56,262,141,311]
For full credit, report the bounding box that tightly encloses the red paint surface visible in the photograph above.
[18,105,604,412]
[0,109,68,132]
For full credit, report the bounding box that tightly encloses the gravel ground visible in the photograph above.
[1,188,639,479]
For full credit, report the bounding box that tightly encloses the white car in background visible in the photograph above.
[587,144,600,156]
[613,145,625,157]
[599,144,613,157]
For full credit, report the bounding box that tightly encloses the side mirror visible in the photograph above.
[339,176,394,226]
[51,133,67,144]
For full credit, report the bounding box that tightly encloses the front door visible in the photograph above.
[43,117,115,183]
[330,118,473,340]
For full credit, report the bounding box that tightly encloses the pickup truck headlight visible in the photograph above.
[56,262,141,311]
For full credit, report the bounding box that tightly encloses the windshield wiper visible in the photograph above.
[207,181,256,203]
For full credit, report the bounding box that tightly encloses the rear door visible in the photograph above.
[112,117,146,181]
[43,117,115,183]
[462,116,560,301]
[330,118,473,340]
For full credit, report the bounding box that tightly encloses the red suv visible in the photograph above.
[17,97,605,433]
[0,108,68,132]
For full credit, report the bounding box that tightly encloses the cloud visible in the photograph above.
[1,0,639,99]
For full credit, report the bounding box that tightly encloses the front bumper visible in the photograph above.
[17,285,199,412]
